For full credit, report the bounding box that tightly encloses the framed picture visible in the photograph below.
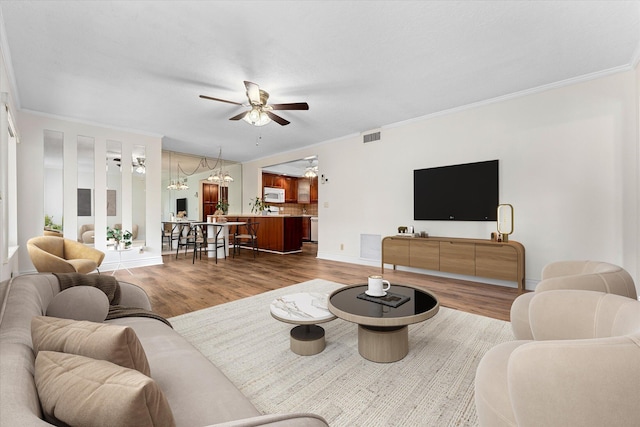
[107,189,116,216]
[77,188,92,216]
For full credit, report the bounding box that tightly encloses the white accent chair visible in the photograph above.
[511,261,637,340]
[475,290,640,427]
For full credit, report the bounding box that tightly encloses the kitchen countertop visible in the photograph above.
[225,213,307,217]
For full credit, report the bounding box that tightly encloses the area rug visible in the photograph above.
[169,279,514,426]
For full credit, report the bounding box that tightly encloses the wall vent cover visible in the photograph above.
[363,131,381,143]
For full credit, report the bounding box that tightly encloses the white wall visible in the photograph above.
[16,112,163,273]
[243,71,639,292]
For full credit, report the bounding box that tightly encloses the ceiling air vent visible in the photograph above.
[362,129,381,144]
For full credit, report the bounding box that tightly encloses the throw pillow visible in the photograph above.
[46,286,109,322]
[35,351,175,427]
[31,316,150,376]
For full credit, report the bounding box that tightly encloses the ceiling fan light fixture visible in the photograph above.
[243,107,271,126]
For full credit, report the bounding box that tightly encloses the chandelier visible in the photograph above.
[166,169,189,190]
[166,151,189,190]
[166,148,232,190]
[207,148,234,186]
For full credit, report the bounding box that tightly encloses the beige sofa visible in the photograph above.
[475,289,640,427]
[0,274,328,427]
[510,260,637,339]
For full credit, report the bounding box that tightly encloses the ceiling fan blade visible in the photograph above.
[199,95,244,106]
[244,81,261,105]
[269,102,309,111]
[229,111,248,121]
[265,111,290,126]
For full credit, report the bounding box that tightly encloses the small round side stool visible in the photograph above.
[270,293,336,356]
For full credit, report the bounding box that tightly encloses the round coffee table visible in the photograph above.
[328,284,439,363]
[270,292,336,356]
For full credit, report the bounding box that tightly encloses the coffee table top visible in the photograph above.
[270,292,337,325]
[328,284,439,327]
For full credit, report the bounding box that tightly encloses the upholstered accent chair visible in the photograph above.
[511,260,637,340]
[78,223,95,243]
[476,290,640,427]
[27,236,105,274]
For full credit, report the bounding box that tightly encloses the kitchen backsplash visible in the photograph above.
[278,203,318,216]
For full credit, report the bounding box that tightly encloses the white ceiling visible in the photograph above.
[2,1,639,163]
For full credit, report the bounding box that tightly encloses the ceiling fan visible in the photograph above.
[200,81,309,126]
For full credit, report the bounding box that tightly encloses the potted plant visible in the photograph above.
[249,197,270,214]
[107,227,133,249]
[45,214,62,231]
[215,199,229,215]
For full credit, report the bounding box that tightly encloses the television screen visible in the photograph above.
[414,160,498,221]
[176,198,187,213]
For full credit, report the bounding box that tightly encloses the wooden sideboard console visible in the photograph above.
[382,236,525,291]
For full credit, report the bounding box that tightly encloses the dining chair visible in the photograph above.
[162,223,177,250]
[233,221,259,258]
[211,224,227,264]
[175,223,195,259]
[192,224,208,264]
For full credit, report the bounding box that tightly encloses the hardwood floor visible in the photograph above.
[113,243,524,321]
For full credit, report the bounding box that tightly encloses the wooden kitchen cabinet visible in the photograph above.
[382,236,525,290]
[310,176,318,203]
[301,216,311,241]
[283,176,298,202]
[262,173,283,188]
[236,216,303,253]
[298,178,311,204]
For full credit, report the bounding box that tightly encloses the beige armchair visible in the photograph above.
[476,290,640,427]
[78,223,95,243]
[27,236,105,274]
[511,260,637,339]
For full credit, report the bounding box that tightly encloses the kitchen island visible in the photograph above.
[231,215,303,254]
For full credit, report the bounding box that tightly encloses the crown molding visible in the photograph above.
[20,108,164,139]
[385,65,634,130]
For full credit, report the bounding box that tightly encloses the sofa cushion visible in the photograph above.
[46,286,109,322]
[35,351,175,427]
[31,316,150,376]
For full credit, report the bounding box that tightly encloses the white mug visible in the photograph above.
[367,275,391,296]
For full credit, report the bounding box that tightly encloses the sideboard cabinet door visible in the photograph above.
[439,241,475,276]
[475,244,518,281]
[382,238,410,266]
[409,240,439,270]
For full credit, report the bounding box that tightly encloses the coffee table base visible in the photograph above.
[358,325,408,363]
[290,324,326,356]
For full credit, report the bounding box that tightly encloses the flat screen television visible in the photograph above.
[176,198,187,213]
[414,160,498,221]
